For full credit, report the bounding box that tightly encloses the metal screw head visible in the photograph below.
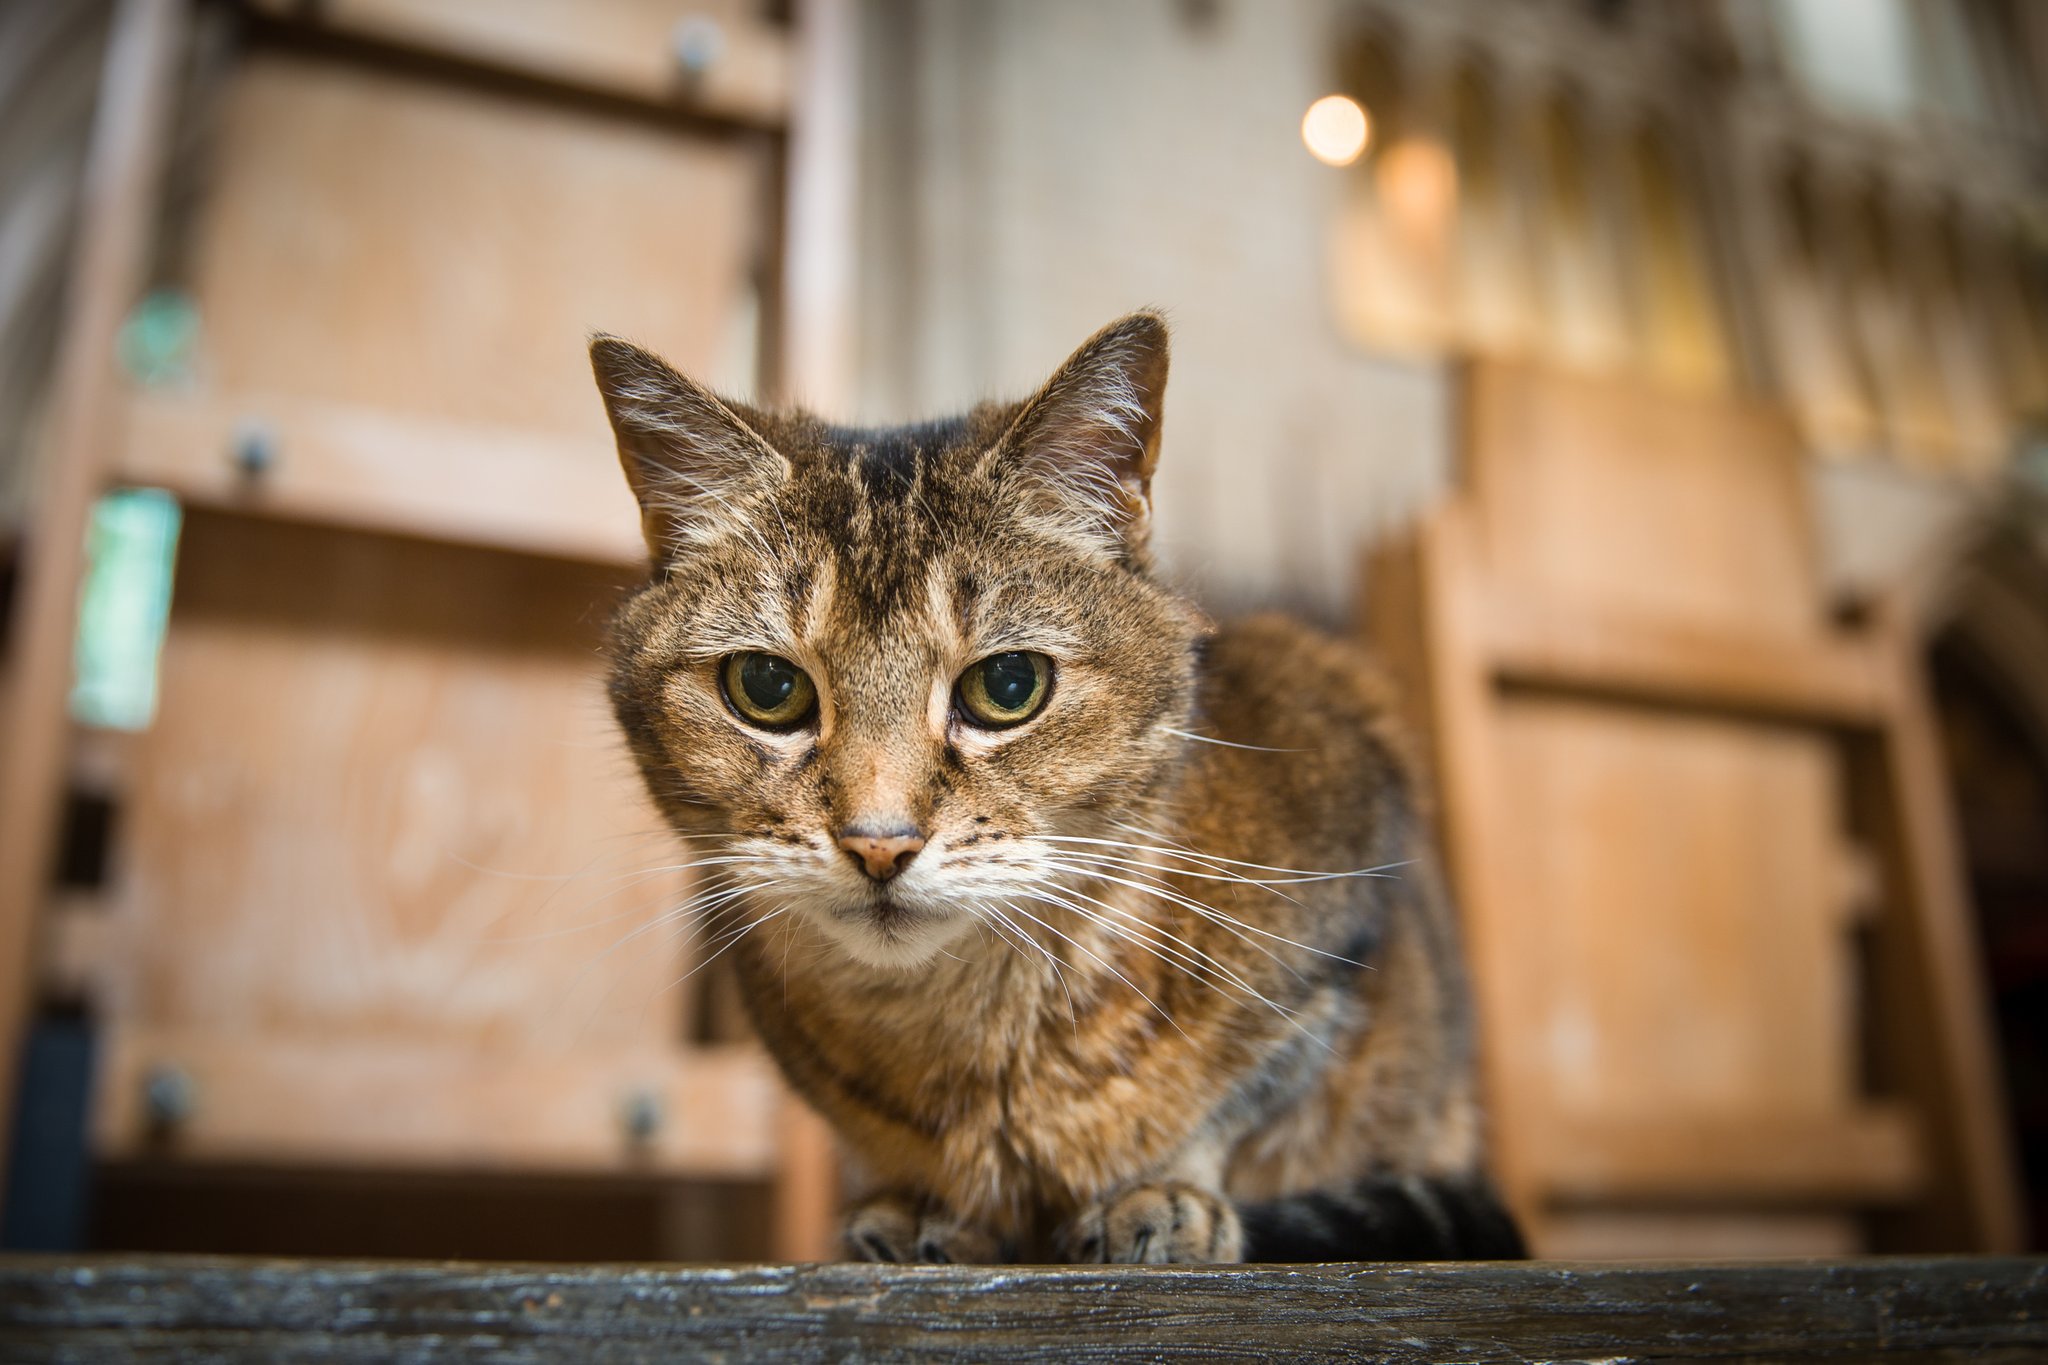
[143,1064,197,1128]
[620,1087,664,1144]
[230,417,277,479]
[670,15,726,78]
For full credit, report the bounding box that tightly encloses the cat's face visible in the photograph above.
[596,314,1206,969]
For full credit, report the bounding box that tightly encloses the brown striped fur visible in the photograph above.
[590,314,1504,1262]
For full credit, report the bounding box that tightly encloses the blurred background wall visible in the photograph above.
[0,0,2044,1263]
[848,0,1452,621]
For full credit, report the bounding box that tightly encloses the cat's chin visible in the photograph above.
[807,896,974,972]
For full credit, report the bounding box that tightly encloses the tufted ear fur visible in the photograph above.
[995,311,1170,568]
[589,335,789,563]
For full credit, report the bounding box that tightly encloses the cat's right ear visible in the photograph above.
[989,311,1170,567]
[589,335,788,562]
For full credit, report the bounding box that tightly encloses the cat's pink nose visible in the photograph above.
[837,828,926,882]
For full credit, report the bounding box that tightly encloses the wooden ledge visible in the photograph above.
[1534,1106,1925,1205]
[115,388,646,568]
[2,1255,2042,1361]
[90,1031,784,1180]
[1483,592,1896,727]
[240,0,794,130]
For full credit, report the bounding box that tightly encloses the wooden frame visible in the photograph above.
[1362,360,2022,1253]
[0,0,858,1260]
[0,0,189,1202]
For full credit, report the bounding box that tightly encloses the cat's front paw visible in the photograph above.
[843,1193,1004,1264]
[1059,1182,1245,1264]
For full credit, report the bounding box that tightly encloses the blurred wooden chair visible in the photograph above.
[0,0,849,1259]
[1363,360,2022,1255]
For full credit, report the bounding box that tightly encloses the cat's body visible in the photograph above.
[594,313,1520,1262]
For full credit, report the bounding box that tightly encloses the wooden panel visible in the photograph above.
[1491,694,1854,1122]
[244,0,792,128]
[104,513,683,1053]
[185,50,758,439]
[93,1028,781,1177]
[116,389,643,565]
[5,1257,2046,1361]
[1462,360,1822,636]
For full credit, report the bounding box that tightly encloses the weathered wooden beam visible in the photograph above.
[0,1255,2041,1362]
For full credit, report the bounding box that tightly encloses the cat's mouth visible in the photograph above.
[859,889,924,924]
[838,883,962,940]
[806,883,972,971]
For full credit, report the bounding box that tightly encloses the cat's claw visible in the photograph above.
[843,1194,1002,1264]
[1059,1182,1245,1264]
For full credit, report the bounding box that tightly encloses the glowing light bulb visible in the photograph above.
[1302,94,1370,167]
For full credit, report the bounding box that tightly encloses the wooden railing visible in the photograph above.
[1,1255,2042,1360]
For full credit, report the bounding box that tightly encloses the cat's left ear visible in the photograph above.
[994,311,1169,566]
[589,335,789,563]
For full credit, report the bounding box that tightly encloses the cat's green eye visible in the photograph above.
[957,651,1053,728]
[722,653,817,729]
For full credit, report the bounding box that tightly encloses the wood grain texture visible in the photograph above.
[1492,697,1852,1122]
[0,1255,2042,1362]
[108,513,676,1054]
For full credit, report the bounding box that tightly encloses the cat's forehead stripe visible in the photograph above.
[823,415,972,504]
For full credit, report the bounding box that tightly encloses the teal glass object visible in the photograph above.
[70,488,182,731]
[115,290,200,389]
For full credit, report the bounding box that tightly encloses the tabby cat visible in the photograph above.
[590,312,1522,1263]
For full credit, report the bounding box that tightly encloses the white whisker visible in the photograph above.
[1013,887,1333,1055]
[1038,856,1370,970]
[998,899,1188,1040]
[582,876,786,970]
[1041,831,1412,883]
[1031,865,1307,980]
[976,900,1079,1035]
[666,903,793,991]
[1161,726,1308,753]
